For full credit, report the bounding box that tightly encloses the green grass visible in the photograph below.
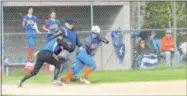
[2,64,187,84]
[2,95,17,96]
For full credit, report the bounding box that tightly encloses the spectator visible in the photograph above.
[152,31,164,54]
[160,29,174,66]
[136,39,152,55]
[135,39,159,69]
[179,42,187,63]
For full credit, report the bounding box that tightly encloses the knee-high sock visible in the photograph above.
[21,72,33,83]
[28,48,33,59]
[82,67,94,78]
[62,71,73,81]
[53,68,60,80]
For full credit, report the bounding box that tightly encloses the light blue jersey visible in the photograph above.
[43,38,61,54]
[22,15,38,31]
[44,18,60,32]
[44,18,61,42]
[83,34,102,55]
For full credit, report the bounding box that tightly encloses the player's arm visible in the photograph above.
[83,37,94,54]
[48,27,66,41]
[34,23,40,34]
[52,53,59,61]
[101,38,109,44]
[42,25,50,33]
[42,20,50,33]
[22,21,26,28]
[34,16,40,34]
[57,37,73,52]
[98,35,109,44]
[76,34,82,47]
[22,16,26,28]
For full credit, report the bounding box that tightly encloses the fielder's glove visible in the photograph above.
[101,38,109,44]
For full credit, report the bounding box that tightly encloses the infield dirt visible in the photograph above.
[2,80,186,95]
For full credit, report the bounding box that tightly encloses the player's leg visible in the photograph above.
[57,50,80,81]
[78,50,96,84]
[74,49,96,84]
[68,51,81,81]
[26,30,36,62]
[61,58,84,83]
[56,50,69,79]
[19,51,45,87]
[46,55,66,81]
[44,34,52,74]
[80,54,96,84]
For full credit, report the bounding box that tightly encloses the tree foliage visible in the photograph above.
[141,2,187,28]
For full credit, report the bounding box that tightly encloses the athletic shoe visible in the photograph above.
[80,77,91,84]
[70,76,80,81]
[52,80,60,84]
[52,80,65,86]
[18,80,23,88]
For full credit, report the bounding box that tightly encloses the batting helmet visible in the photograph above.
[91,25,101,34]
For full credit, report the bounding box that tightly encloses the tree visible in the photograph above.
[141,1,187,28]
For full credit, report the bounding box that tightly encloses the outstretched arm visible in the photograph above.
[101,38,109,44]
[76,34,82,47]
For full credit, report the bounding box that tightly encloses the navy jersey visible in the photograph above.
[22,15,38,30]
[60,26,82,51]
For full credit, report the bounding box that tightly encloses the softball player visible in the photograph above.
[43,11,60,43]
[60,25,109,84]
[22,7,40,62]
[18,32,72,87]
[43,11,61,73]
[54,17,82,81]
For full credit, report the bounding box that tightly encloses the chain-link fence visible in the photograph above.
[1,1,187,74]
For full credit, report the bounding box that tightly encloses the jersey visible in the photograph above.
[83,34,102,55]
[60,26,82,51]
[43,38,61,55]
[44,18,60,33]
[22,14,38,31]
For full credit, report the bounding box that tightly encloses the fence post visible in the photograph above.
[172,1,178,66]
[1,1,4,75]
[90,0,93,28]
[137,1,141,30]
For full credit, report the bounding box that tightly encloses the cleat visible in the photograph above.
[52,80,64,86]
[18,80,23,88]
[52,80,59,84]
[80,78,91,84]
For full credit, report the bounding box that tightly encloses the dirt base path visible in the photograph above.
[2,80,186,95]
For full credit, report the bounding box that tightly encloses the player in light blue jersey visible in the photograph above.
[42,11,61,74]
[43,11,61,43]
[19,31,73,87]
[22,7,40,62]
[60,25,109,85]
